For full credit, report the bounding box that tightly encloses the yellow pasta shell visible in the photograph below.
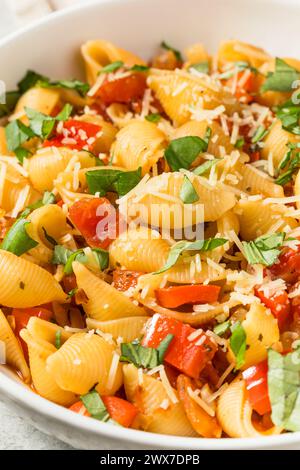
[86,316,147,343]
[217,40,271,68]
[0,309,30,382]
[261,120,300,168]
[26,317,72,345]
[46,332,122,395]
[11,87,61,123]
[0,250,67,307]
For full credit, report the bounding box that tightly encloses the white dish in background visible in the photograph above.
[0,0,300,450]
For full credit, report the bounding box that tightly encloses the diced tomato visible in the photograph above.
[224,71,256,104]
[101,396,138,428]
[142,314,217,379]
[242,360,271,415]
[155,284,220,309]
[269,244,300,284]
[13,307,53,360]
[250,150,260,162]
[113,270,143,292]
[255,287,291,330]
[69,396,138,428]
[56,200,64,207]
[43,119,101,152]
[96,73,147,106]
[69,197,123,249]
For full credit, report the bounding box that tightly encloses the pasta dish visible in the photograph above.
[1,38,300,438]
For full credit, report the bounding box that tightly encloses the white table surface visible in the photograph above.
[0,0,82,451]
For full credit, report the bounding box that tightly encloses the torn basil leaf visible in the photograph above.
[189,61,209,74]
[52,245,73,265]
[214,320,231,336]
[80,390,110,422]
[5,119,35,152]
[99,61,124,74]
[38,79,89,97]
[52,245,109,275]
[276,99,300,135]
[160,41,183,62]
[230,321,246,369]
[192,158,221,176]
[251,125,269,144]
[145,113,161,123]
[120,334,174,369]
[0,91,20,118]
[179,175,199,203]
[130,64,150,72]
[1,218,38,256]
[18,70,48,94]
[261,58,300,93]
[25,103,72,139]
[154,237,228,274]
[242,232,286,266]
[86,167,142,197]
[164,128,211,171]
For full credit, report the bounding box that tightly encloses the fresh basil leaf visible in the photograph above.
[189,61,209,74]
[242,232,285,266]
[39,79,89,97]
[251,125,269,144]
[68,288,78,298]
[0,91,20,118]
[56,103,73,121]
[52,245,74,265]
[192,158,221,176]
[130,64,150,72]
[14,147,32,164]
[42,191,56,205]
[55,330,62,349]
[154,237,228,274]
[218,61,257,80]
[99,61,124,74]
[86,168,142,197]
[164,129,211,171]
[230,321,246,369]
[53,245,109,275]
[234,137,245,149]
[268,347,300,431]
[25,104,72,139]
[160,41,183,62]
[214,320,231,336]
[18,70,48,94]
[1,218,38,256]
[145,113,161,123]
[120,335,173,369]
[179,175,199,204]
[5,120,35,152]
[276,99,300,135]
[261,58,300,92]
[80,390,110,422]
[22,191,56,215]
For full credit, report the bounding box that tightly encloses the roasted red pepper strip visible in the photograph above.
[255,287,291,331]
[142,314,217,379]
[43,119,101,152]
[242,360,271,415]
[155,284,220,309]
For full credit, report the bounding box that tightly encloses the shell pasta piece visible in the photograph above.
[86,316,148,343]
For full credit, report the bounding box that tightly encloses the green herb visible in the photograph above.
[55,330,62,349]
[214,320,231,336]
[261,58,300,92]
[154,237,228,274]
[242,232,286,266]
[86,167,142,197]
[120,335,174,369]
[0,91,20,118]
[145,113,161,123]
[234,137,245,149]
[80,390,110,422]
[276,143,300,185]
[42,227,57,246]
[192,158,221,176]
[1,218,38,256]
[189,61,209,74]
[15,147,32,164]
[251,125,269,144]
[130,64,150,72]
[25,103,72,139]
[99,61,124,74]
[160,41,183,62]
[276,99,300,135]
[5,119,35,152]
[68,288,78,298]
[21,191,56,216]
[52,245,109,275]
[230,321,247,369]
[179,175,199,203]
[218,61,256,80]
[38,79,89,97]
[18,70,48,94]
[164,128,211,171]
[268,347,300,431]
[52,245,74,265]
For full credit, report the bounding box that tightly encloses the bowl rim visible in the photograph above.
[0,0,300,449]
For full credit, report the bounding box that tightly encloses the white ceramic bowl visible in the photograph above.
[1,0,300,450]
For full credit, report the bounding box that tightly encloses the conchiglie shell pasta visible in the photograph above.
[10,87,61,123]
[125,172,236,229]
[237,302,279,370]
[235,199,297,240]
[0,128,10,155]
[217,40,271,69]
[27,147,96,192]
[0,250,67,307]
[46,332,122,395]
[20,329,76,405]
[26,204,70,263]
[261,120,300,168]
[217,379,281,437]
[123,364,197,436]
[184,43,210,69]
[258,59,300,107]
[236,163,284,198]
[112,120,167,175]
[26,317,72,345]
[81,40,145,84]
[73,261,145,320]
[0,309,30,382]
[148,69,240,126]
[86,317,148,343]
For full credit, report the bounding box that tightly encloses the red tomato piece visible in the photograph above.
[142,314,217,379]
[43,119,101,152]
[269,244,300,284]
[242,360,271,415]
[113,270,143,292]
[96,73,147,105]
[69,197,123,249]
[155,284,220,309]
[255,287,291,330]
